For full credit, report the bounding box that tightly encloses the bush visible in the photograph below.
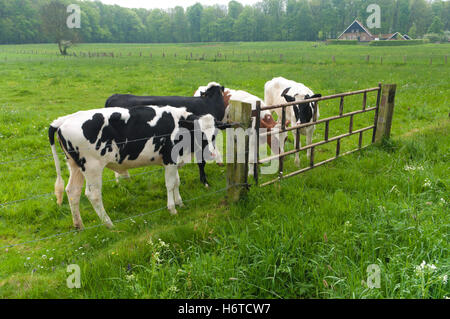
[326,40,359,45]
[423,33,449,43]
[369,40,425,46]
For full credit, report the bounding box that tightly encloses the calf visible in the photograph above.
[49,105,225,229]
[264,77,322,166]
[105,83,229,187]
[195,87,288,176]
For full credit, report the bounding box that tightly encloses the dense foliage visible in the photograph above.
[0,0,449,44]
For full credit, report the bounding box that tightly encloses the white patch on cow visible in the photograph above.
[264,77,319,167]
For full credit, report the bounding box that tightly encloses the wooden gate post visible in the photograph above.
[375,84,397,142]
[226,100,252,202]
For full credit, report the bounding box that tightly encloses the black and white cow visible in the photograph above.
[104,82,229,187]
[264,77,322,167]
[49,105,227,229]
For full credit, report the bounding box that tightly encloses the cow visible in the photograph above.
[264,77,322,167]
[104,83,230,188]
[195,87,288,176]
[48,105,227,229]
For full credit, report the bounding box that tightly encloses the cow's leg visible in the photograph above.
[83,163,114,228]
[293,132,301,167]
[216,149,224,167]
[65,159,85,230]
[164,165,178,215]
[198,161,209,188]
[248,133,255,176]
[114,170,130,183]
[173,169,184,207]
[306,127,313,159]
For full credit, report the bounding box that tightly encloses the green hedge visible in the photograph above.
[326,40,359,45]
[369,40,425,46]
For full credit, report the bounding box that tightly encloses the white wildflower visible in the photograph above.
[158,238,169,248]
[404,164,424,172]
[168,285,178,293]
[42,255,47,259]
[423,178,431,188]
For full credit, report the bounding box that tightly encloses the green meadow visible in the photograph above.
[0,42,448,298]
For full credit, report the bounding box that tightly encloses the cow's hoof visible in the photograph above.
[168,207,178,215]
[105,221,114,229]
[74,223,85,231]
[177,202,185,208]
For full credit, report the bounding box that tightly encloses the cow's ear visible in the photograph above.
[281,87,295,102]
[311,94,322,98]
[281,87,291,97]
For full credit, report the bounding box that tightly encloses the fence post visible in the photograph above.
[374,84,397,142]
[227,100,252,202]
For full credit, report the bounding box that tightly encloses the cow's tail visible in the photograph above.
[48,120,65,206]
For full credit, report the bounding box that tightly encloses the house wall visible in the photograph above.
[339,32,372,42]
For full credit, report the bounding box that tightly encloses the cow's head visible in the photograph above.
[201,82,225,98]
[281,87,321,124]
[197,114,221,159]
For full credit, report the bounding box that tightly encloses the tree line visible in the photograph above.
[0,0,448,45]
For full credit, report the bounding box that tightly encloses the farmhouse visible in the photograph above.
[379,32,407,40]
[337,20,374,42]
[337,20,411,42]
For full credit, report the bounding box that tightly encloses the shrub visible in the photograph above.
[369,40,425,46]
[423,32,449,43]
[326,40,359,45]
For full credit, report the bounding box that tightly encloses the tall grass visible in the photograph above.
[0,42,448,298]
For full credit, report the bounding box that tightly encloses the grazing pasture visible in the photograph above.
[0,42,448,298]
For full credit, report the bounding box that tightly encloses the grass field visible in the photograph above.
[0,42,448,298]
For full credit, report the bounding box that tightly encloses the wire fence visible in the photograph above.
[0,184,242,250]
[0,167,165,209]
[0,121,244,167]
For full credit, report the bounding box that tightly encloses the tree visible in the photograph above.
[41,0,79,55]
[172,6,189,43]
[408,23,417,39]
[228,1,244,19]
[187,3,203,42]
[428,16,443,34]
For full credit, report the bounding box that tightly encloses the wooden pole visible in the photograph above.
[374,84,397,143]
[227,100,252,202]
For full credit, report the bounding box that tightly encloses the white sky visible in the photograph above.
[98,0,260,10]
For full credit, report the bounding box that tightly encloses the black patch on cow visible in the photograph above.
[57,130,87,171]
[104,84,226,122]
[87,107,181,165]
[82,113,105,144]
[282,92,321,124]
[48,125,57,145]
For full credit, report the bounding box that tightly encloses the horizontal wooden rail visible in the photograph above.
[259,125,375,164]
[259,87,380,112]
[260,145,370,187]
[259,106,377,137]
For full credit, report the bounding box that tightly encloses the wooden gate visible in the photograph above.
[253,83,397,187]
